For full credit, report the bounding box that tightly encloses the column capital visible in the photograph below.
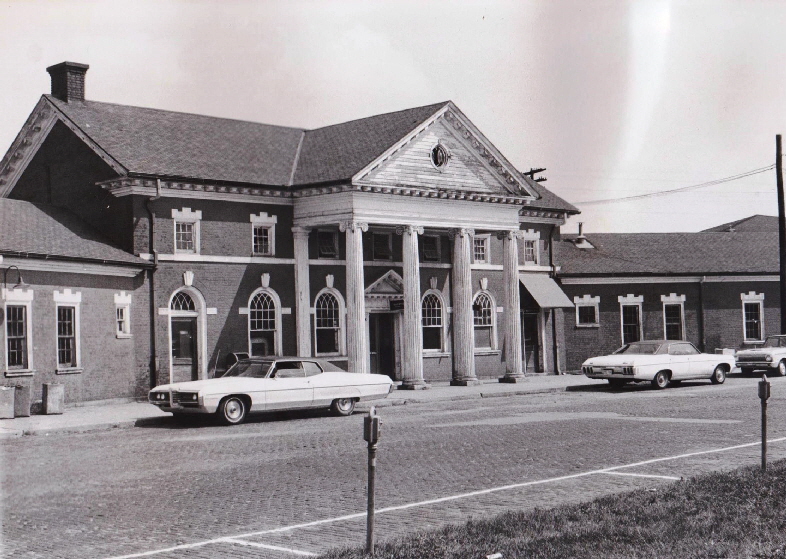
[339,221,369,233]
[395,225,424,236]
[448,228,475,240]
[496,230,525,241]
[291,226,311,237]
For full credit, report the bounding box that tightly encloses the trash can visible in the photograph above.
[42,383,64,415]
[0,386,14,419]
[14,383,32,417]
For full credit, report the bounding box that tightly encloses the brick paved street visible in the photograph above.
[3,376,786,558]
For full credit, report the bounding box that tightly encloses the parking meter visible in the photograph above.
[364,406,381,446]
[759,375,771,471]
[364,406,381,554]
[759,377,771,401]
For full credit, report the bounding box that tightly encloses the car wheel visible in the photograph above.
[651,371,670,389]
[741,367,755,376]
[710,365,727,384]
[218,396,247,425]
[331,398,356,416]
[777,361,786,377]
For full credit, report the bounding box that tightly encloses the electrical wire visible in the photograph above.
[575,165,776,205]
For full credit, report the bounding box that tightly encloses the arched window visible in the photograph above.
[473,291,497,350]
[171,292,195,311]
[314,290,344,356]
[422,292,445,351]
[249,291,278,356]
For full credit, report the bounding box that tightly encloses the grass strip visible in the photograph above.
[320,460,786,559]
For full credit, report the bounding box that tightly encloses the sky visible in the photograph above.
[1,0,785,234]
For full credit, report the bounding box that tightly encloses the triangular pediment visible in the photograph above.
[353,103,535,199]
[365,270,404,297]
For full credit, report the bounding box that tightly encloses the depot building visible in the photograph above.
[0,62,578,404]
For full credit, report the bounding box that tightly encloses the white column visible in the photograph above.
[292,226,311,357]
[449,228,479,386]
[499,230,526,382]
[397,225,427,389]
[340,220,369,375]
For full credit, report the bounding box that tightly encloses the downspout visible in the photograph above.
[144,179,162,389]
[549,224,562,374]
[698,276,706,352]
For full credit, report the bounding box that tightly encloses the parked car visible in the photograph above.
[581,340,734,389]
[735,335,786,375]
[149,357,394,425]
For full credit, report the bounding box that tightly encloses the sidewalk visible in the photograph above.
[0,374,604,439]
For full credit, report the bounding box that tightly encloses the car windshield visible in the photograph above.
[222,360,274,378]
[763,337,786,348]
[613,342,662,355]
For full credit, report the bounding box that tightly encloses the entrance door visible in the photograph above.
[171,317,198,382]
[369,313,396,378]
[522,311,539,373]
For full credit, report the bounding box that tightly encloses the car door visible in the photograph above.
[667,343,692,379]
[265,361,314,410]
[682,342,711,378]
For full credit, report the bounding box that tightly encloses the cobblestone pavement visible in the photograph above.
[2,375,785,558]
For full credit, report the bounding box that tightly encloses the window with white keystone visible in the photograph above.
[172,208,202,254]
[742,292,764,342]
[251,212,277,256]
[3,288,34,373]
[314,289,345,355]
[661,294,686,341]
[421,291,446,352]
[473,291,497,350]
[54,289,82,371]
[574,295,600,327]
[249,289,280,356]
[618,294,643,345]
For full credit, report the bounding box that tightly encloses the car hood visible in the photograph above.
[150,377,260,393]
[737,347,779,355]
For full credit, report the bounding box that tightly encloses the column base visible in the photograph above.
[398,380,430,390]
[498,374,527,383]
[450,378,482,387]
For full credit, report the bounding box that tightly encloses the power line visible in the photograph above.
[575,165,776,205]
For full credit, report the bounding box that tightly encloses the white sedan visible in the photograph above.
[581,340,734,389]
[149,357,394,424]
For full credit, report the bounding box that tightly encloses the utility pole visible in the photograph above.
[523,167,548,183]
[777,135,786,333]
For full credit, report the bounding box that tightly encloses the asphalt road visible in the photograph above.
[3,375,786,559]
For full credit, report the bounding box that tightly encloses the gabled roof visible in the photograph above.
[0,198,149,267]
[522,176,578,214]
[48,96,305,185]
[702,214,778,233]
[556,232,778,276]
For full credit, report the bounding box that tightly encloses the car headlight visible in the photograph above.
[181,392,199,401]
[766,355,773,362]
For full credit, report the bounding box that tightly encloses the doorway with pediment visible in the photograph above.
[365,270,404,380]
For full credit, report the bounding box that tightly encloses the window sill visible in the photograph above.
[423,351,450,358]
[56,368,83,375]
[252,253,275,257]
[116,333,133,339]
[576,324,600,328]
[4,369,35,377]
[474,349,501,356]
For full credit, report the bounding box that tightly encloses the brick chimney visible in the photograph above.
[46,61,89,102]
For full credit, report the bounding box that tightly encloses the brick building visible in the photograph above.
[556,224,782,371]
[0,62,578,404]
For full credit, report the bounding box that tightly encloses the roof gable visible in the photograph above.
[702,215,778,232]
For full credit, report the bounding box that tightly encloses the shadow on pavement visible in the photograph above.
[135,407,339,430]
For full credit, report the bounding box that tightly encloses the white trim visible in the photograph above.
[54,296,82,371]
[53,288,82,304]
[661,293,686,341]
[250,212,278,257]
[472,289,498,351]
[103,183,294,205]
[741,291,765,342]
[313,287,347,357]
[0,257,143,277]
[473,234,491,264]
[560,275,781,285]
[167,287,209,383]
[2,290,34,374]
[114,291,132,338]
[140,253,295,265]
[618,294,643,345]
[247,287,283,357]
[574,294,600,327]
[172,208,202,255]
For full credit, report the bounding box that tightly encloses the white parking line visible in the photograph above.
[104,436,786,559]
[600,471,681,481]
[221,537,317,556]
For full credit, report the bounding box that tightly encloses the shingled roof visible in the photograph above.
[701,214,778,233]
[556,232,778,276]
[0,198,149,267]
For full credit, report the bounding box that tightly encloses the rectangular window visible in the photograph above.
[523,240,537,264]
[744,302,762,341]
[6,305,28,369]
[116,306,131,337]
[175,221,195,253]
[577,305,597,326]
[57,306,78,368]
[664,304,683,340]
[371,232,393,261]
[621,304,641,344]
[473,236,489,264]
[253,225,272,256]
[419,235,441,262]
[317,231,339,259]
